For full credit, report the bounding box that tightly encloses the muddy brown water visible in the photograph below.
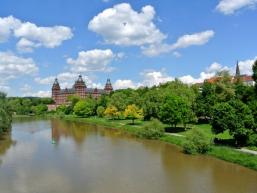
[0,118,256,193]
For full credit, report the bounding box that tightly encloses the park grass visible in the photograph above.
[209,146,257,170]
[57,115,257,171]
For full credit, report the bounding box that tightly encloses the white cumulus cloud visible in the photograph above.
[0,51,38,77]
[88,3,166,46]
[89,3,214,57]
[113,79,138,89]
[67,49,117,72]
[141,69,174,87]
[216,0,257,15]
[238,57,257,75]
[0,16,20,42]
[0,15,73,52]
[142,30,215,57]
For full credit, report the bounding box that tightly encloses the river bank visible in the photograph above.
[54,115,257,171]
[10,115,257,171]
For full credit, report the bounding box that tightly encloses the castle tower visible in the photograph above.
[52,78,60,104]
[74,75,86,98]
[104,78,113,94]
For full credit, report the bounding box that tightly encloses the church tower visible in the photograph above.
[74,75,86,98]
[104,78,113,94]
[52,78,60,104]
[235,61,241,83]
[236,61,240,77]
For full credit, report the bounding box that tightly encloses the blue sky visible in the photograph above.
[0,0,257,96]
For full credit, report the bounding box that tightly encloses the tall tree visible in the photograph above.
[104,106,120,120]
[73,98,96,117]
[0,92,12,134]
[211,100,254,146]
[124,104,143,124]
[252,59,257,93]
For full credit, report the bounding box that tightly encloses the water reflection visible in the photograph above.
[51,119,88,145]
[0,132,15,165]
[51,119,135,146]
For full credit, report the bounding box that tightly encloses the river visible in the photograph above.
[0,118,256,193]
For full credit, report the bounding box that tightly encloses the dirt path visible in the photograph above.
[238,148,257,155]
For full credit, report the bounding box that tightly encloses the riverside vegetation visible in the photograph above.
[2,60,257,170]
[0,92,12,135]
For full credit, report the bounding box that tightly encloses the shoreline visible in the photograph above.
[11,114,257,171]
[58,115,257,171]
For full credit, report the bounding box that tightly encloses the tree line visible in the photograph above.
[2,60,257,147]
[53,60,257,147]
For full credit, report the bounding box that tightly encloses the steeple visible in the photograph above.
[52,78,60,90]
[236,61,240,77]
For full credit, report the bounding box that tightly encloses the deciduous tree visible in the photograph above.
[124,104,143,124]
[104,106,120,120]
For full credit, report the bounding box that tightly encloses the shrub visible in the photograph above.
[247,133,257,146]
[183,128,211,154]
[73,99,96,117]
[97,106,105,117]
[136,119,164,139]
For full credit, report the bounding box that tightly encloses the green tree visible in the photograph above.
[160,95,182,128]
[234,82,255,103]
[73,98,96,117]
[97,94,109,108]
[31,104,48,115]
[211,101,255,146]
[0,92,12,134]
[109,92,127,111]
[67,95,80,109]
[124,104,143,124]
[159,94,193,128]
[142,89,163,120]
[96,106,105,117]
[211,102,236,134]
[195,82,217,120]
[248,101,257,127]
[252,60,257,93]
[55,104,73,116]
[229,100,255,145]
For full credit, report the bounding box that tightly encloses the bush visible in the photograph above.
[247,133,257,146]
[183,128,211,154]
[136,119,164,139]
[97,106,105,117]
[73,99,96,117]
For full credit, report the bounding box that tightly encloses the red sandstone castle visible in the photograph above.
[51,75,113,105]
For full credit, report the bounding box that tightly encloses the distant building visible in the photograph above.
[51,75,113,106]
[205,61,255,86]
